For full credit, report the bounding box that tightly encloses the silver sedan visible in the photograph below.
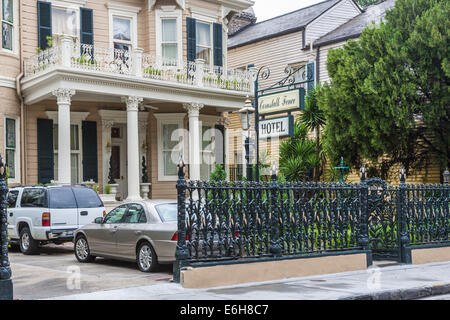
[73,200,178,272]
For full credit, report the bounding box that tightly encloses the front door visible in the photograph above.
[111,134,128,200]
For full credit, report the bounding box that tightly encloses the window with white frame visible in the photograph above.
[1,0,14,51]
[52,6,79,38]
[108,3,139,52]
[155,114,184,181]
[162,19,177,62]
[200,124,215,180]
[156,7,182,67]
[196,21,213,67]
[5,116,19,182]
[113,17,133,51]
[199,116,218,180]
[53,124,82,185]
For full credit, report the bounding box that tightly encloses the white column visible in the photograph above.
[122,96,143,200]
[183,103,204,181]
[60,35,73,68]
[52,89,75,184]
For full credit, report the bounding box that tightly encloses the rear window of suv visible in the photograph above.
[72,187,103,208]
[21,188,48,208]
[48,188,77,209]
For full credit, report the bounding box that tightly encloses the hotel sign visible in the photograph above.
[258,116,293,139]
[258,88,304,115]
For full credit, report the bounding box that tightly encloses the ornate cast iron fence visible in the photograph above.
[173,161,450,282]
[0,155,12,299]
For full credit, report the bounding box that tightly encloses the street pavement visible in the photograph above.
[45,260,450,300]
[9,243,172,300]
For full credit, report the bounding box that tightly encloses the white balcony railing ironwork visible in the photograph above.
[24,39,254,93]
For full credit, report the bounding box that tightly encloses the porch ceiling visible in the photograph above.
[21,67,252,110]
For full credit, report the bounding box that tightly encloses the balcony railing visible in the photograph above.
[24,38,254,93]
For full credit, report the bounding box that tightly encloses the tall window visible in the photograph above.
[156,114,184,181]
[5,118,16,179]
[1,0,13,51]
[53,124,81,184]
[52,7,78,37]
[200,125,215,180]
[196,21,212,66]
[113,17,132,51]
[162,123,181,177]
[161,19,177,63]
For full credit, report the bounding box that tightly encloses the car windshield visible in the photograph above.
[154,203,177,222]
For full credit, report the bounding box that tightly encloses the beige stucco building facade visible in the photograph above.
[1,0,255,200]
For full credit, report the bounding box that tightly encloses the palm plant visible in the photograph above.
[279,121,319,181]
[301,85,326,181]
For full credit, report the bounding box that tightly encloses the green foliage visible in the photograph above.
[210,164,227,182]
[104,184,111,194]
[279,120,320,181]
[144,66,162,76]
[301,85,326,180]
[318,0,449,179]
[355,0,379,8]
[93,184,99,194]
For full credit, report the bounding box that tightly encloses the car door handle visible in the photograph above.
[9,212,13,217]
[80,211,88,216]
[110,226,118,233]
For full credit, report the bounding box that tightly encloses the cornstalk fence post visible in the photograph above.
[358,165,371,264]
[269,162,281,257]
[173,158,189,283]
[0,155,12,299]
[398,167,410,263]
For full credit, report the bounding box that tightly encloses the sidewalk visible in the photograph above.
[47,261,450,300]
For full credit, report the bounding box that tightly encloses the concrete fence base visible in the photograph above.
[180,251,370,289]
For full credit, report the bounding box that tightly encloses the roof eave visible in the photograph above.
[228,26,305,50]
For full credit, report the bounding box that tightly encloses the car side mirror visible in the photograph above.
[94,217,104,224]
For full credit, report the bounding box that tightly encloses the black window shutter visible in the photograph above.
[213,23,223,67]
[37,119,54,184]
[186,17,196,62]
[82,121,98,182]
[215,125,225,165]
[37,1,52,50]
[80,8,94,46]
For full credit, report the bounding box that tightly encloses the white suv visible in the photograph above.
[7,185,106,255]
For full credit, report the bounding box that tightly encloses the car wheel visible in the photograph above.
[74,235,96,263]
[19,227,40,255]
[137,242,159,272]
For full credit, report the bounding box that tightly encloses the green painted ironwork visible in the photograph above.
[173,161,450,282]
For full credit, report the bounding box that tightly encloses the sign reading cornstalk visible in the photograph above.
[253,64,315,180]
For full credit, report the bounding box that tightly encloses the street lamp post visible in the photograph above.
[238,96,255,181]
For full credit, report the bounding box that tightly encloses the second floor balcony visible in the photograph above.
[23,37,255,96]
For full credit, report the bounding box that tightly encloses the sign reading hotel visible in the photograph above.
[259,116,293,139]
[258,88,304,115]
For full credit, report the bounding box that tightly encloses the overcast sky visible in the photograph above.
[253,0,324,22]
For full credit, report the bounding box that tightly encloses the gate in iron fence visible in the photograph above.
[173,161,450,282]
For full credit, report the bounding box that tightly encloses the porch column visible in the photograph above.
[52,89,75,184]
[183,103,204,181]
[122,96,143,200]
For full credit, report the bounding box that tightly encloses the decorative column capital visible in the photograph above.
[101,120,115,129]
[52,89,75,105]
[183,103,204,117]
[122,96,143,112]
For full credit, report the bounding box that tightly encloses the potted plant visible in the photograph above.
[140,156,151,199]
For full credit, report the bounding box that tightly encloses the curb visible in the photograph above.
[341,283,450,300]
